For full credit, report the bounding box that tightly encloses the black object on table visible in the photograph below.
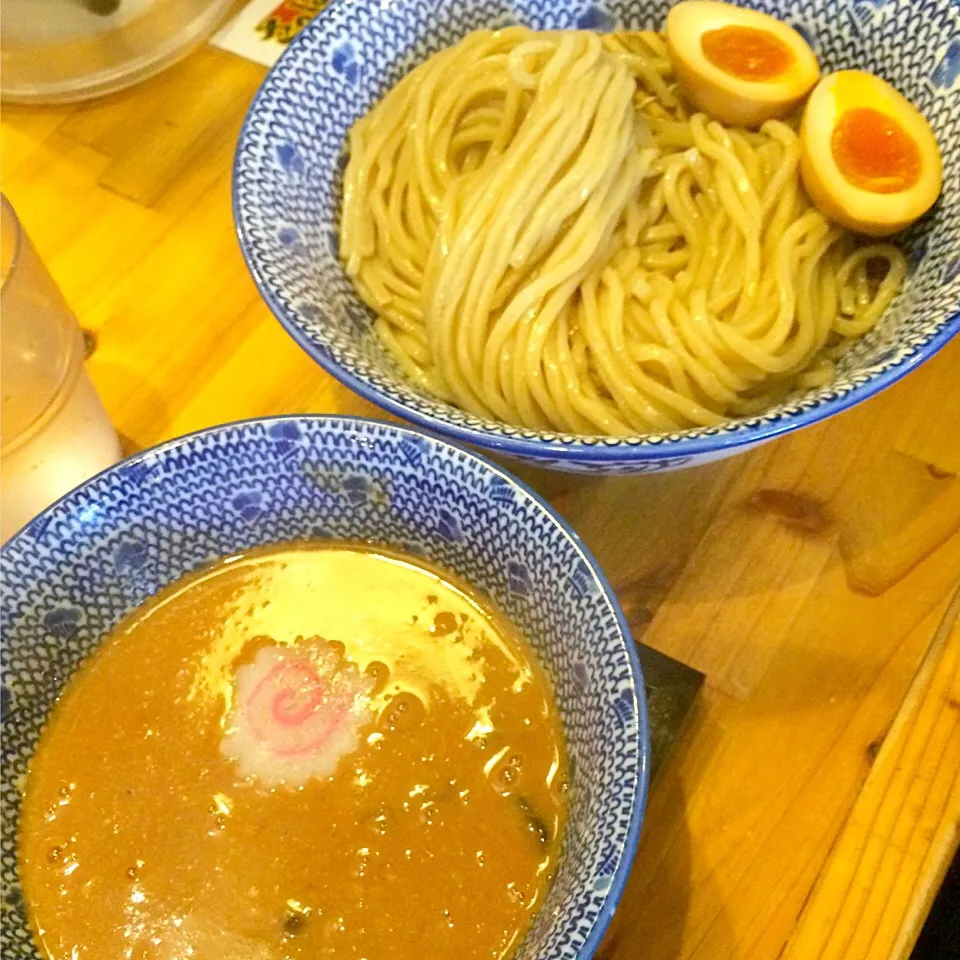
[911,852,960,960]
[636,643,704,782]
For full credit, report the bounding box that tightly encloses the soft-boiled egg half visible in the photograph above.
[800,71,942,237]
[666,0,819,127]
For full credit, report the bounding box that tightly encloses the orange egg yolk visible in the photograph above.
[831,107,922,194]
[700,25,795,81]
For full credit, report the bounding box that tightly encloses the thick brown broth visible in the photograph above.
[20,543,568,960]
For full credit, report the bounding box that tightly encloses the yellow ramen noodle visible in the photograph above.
[20,543,568,960]
[340,27,905,435]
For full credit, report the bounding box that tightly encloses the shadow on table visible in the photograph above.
[88,357,173,454]
[593,746,735,960]
[507,458,746,608]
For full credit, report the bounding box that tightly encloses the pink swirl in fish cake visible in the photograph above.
[221,642,374,787]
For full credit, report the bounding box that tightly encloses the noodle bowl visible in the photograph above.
[340,28,905,436]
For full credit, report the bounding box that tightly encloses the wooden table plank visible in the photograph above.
[2,43,958,960]
[784,590,960,960]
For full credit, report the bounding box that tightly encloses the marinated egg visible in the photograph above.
[800,70,942,236]
[666,0,819,127]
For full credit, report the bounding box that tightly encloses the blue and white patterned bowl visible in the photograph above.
[0,416,648,959]
[234,0,960,474]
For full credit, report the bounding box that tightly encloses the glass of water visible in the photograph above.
[1,195,121,542]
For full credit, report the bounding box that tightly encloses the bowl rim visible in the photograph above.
[231,0,960,466]
[1,412,651,959]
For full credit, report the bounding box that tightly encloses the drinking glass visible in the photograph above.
[1,195,121,542]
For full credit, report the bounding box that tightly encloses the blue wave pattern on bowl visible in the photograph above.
[234,0,960,472]
[0,417,647,960]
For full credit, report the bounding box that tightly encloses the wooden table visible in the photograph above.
[3,44,959,960]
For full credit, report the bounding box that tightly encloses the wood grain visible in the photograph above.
[2,42,958,960]
[783,589,960,960]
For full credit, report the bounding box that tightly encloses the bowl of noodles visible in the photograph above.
[233,0,960,473]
